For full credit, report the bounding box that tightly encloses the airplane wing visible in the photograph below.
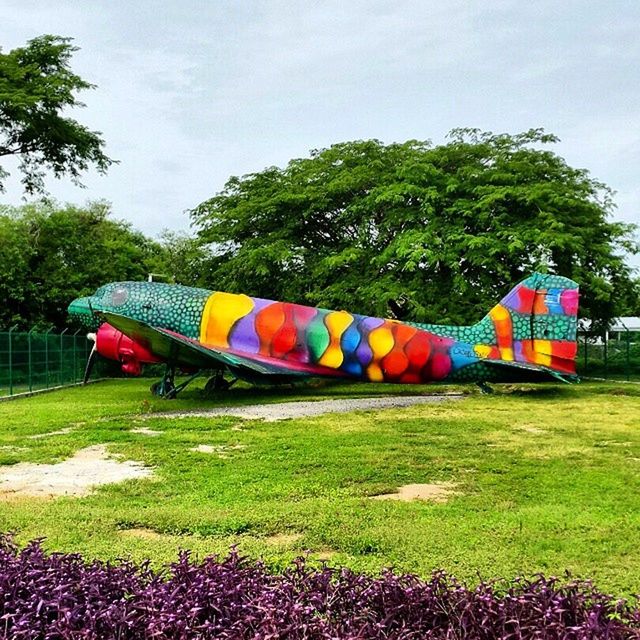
[98,311,309,381]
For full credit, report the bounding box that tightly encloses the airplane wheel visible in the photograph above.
[204,375,230,394]
[150,380,176,397]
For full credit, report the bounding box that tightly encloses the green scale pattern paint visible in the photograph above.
[405,315,497,344]
[90,282,210,338]
[403,317,500,382]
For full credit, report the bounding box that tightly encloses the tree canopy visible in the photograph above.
[191,129,639,328]
[0,201,169,329]
[0,35,113,194]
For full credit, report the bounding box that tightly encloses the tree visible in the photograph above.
[0,201,165,329]
[0,35,113,194]
[191,129,639,328]
[0,212,34,328]
[155,230,214,288]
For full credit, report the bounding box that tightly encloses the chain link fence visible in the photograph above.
[0,328,102,398]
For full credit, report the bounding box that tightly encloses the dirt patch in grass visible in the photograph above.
[130,427,162,436]
[371,482,458,503]
[0,445,153,499]
[516,424,547,434]
[265,532,303,546]
[190,444,217,454]
[119,527,165,540]
[190,444,246,456]
[28,427,74,439]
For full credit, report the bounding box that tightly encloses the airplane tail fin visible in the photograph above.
[474,273,579,379]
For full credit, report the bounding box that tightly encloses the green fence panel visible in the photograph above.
[0,329,104,398]
[577,330,639,381]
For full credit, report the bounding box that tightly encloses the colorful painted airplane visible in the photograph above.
[67,272,579,397]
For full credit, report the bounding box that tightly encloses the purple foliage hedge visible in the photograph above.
[0,536,639,639]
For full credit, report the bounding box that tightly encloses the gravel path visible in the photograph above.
[151,394,463,422]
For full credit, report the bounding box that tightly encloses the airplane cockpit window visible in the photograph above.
[111,286,129,307]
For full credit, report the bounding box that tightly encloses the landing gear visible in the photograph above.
[150,365,202,399]
[477,381,494,394]
[150,366,178,398]
[149,367,237,399]
[204,370,237,395]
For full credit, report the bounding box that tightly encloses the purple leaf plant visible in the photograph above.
[0,535,638,639]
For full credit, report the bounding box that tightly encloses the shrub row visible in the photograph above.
[0,536,638,639]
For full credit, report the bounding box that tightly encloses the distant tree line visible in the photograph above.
[1,131,638,332]
[190,131,640,330]
[0,201,209,329]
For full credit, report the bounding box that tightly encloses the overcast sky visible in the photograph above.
[2,1,639,265]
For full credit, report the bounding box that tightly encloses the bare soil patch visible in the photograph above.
[28,427,74,439]
[372,482,458,503]
[119,527,165,540]
[190,444,246,455]
[0,445,153,499]
[516,424,547,434]
[265,532,303,546]
[130,427,162,436]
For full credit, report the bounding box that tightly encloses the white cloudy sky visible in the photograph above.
[2,0,639,264]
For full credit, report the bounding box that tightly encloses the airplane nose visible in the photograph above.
[68,296,101,330]
[68,296,91,316]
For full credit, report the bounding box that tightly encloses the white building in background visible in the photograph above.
[610,317,640,332]
[609,317,640,342]
[578,317,640,343]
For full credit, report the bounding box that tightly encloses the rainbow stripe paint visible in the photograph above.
[195,273,579,383]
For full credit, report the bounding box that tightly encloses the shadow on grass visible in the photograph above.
[492,384,574,399]
[170,379,468,407]
[497,380,640,400]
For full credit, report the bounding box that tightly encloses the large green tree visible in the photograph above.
[0,201,165,329]
[191,129,638,327]
[0,35,113,194]
[155,230,214,289]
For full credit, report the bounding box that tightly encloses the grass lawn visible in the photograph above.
[0,378,639,596]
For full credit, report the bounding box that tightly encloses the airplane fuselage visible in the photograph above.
[68,276,579,386]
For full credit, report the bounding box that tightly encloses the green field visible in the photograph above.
[0,379,639,596]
